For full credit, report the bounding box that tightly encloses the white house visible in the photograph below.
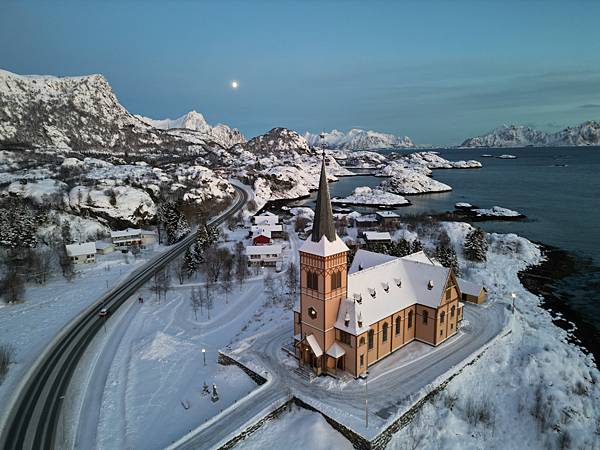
[363,231,392,245]
[253,212,279,227]
[246,244,283,267]
[66,242,97,264]
[95,241,115,255]
[111,228,157,250]
[250,223,283,238]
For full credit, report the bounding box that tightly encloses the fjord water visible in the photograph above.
[323,147,600,353]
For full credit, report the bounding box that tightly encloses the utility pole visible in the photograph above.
[362,370,369,428]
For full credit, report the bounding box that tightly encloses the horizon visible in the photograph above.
[1,0,600,144]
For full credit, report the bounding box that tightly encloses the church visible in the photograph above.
[293,158,480,377]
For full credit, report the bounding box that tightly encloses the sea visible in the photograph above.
[293,146,600,357]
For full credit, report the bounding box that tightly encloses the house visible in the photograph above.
[354,214,378,229]
[66,242,96,264]
[292,158,480,378]
[376,211,400,227]
[363,231,392,246]
[250,224,283,238]
[458,279,487,304]
[95,241,115,255]
[253,211,279,227]
[252,230,272,246]
[246,244,283,267]
[111,228,142,251]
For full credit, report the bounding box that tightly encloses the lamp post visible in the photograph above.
[202,348,206,366]
[511,292,516,314]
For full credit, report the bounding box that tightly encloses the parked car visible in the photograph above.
[99,307,109,317]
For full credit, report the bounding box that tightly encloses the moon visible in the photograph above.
[231,80,239,89]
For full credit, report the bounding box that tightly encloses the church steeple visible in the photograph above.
[311,154,336,243]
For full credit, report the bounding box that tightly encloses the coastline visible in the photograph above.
[518,243,599,364]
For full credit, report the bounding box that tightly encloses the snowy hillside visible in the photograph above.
[460,121,600,148]
[305,128,415,150]
[136,110,245,149]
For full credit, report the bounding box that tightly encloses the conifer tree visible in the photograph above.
[464,228,488,262]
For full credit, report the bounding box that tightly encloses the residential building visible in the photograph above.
[250,224,283,238]
[252,230,272,246]
[293,158,481,378]
[111,228,157,251]
[363,231,392,246]
[66,242,96,264]
[376,211,400,227]
[95,241,114,255]
[253,211,279,227]
[354,214,378,229]
[246,244,283,267]
[458,279,487,304]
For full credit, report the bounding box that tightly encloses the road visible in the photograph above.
[0,185,248,450]
[172,301,508,448]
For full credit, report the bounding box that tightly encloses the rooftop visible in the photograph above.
[66,242,96,257]
[245,244,283,255]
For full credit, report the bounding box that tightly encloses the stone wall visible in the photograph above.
[218,352,267,385]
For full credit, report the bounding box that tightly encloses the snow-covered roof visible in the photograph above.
[349,249,397,274]
[336,258,451,335]
[402,251,443,267]
[95,241,113,249]
[251,224,282,233]
[364,231,391,241]
[245,244,282,255]
[299,234,349,257]
[66,242,96,257]
[354,214,378,223]
[376,211,400,218]
[326,342,346,358]
[253,229,272,239]
[458,279,485,297]
[306,334,323,357]
[141,229,157,236]
[111,228,141,238]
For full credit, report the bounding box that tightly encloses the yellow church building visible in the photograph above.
[293,157,483,377]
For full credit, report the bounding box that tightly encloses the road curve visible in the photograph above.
[0,185,248,450]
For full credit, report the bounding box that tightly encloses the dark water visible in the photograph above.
[295,147,600,353]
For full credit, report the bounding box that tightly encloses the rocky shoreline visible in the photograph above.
[518,243,599,364]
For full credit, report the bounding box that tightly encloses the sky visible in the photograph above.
[1,0,599,145]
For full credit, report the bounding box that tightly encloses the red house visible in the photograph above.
[252,233,271,245]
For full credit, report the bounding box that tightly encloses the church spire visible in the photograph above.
[311,154,336,243]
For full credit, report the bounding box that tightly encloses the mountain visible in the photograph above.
[0,69,177,151]
[304,128,415,150]
[136,110,245,149]
[236,127,313,157]
[460,122,600,148]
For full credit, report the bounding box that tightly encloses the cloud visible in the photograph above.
[579,103,600,109]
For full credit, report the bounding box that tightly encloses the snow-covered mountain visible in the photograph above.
[460,122,600,148]
[0,69,176,151]
[305,128,415,150]
[235,127,314,157]
[136,110,245,149]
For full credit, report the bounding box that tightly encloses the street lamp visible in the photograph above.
[202,348,206,366]
[511,292,516,313]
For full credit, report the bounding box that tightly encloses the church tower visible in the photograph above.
[294,155,349,375]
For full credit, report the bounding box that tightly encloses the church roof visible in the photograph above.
[311,157,336,243]
[299,233,349,257]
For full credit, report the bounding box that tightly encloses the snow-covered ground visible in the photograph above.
[234,404,354,450]
[332,186,409,206]
[378,169,452,194]
[0,246,165,414]
[472,206,523,217]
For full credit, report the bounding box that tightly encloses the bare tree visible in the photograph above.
[285,262,298,308]
[190,287,201,320]
[58,247,75,281]
[263,271,275,304]
[234,242,248,286]
[204,279,214,320]
[32,248,53,284]
[0,343,15,382]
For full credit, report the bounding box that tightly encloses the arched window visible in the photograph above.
[451,305,456,318]
[307,271,318,290]
[440,311,446,324]
[382,323,388,342]
[368,329,374,349]
[331,271,342,290]
[359,337,365,346]
[407,311,413,328]
[423,310,429,325]
[395,316,401,335]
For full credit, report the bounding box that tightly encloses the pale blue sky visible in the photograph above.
[1,0,599,144]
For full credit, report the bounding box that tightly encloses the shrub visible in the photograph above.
[0,343,15,382]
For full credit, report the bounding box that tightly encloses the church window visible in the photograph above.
[339,330,351,346]
[382,323,388,342]
[359,337,365,346]
[407,311,413,328]
[368,329,374,349]
[307,271,318,290]
[423,310,429,325]
[440,311,445,324]
[331,271,342,290]
[451,305,456,318]
[395,316,401,335]
[360,354,364,367]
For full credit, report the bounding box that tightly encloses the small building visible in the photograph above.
[95,241,114,255]
[111,228,142,251]
[376,211,400,227]
[250,224,283,238]
[458,279,487,304]
[141,230,158,247]
[246,244,283,267]
[354,214,378,229]
[363,231,392,245]
[252,230,272,246]
[66,242,96,264]
[253,211,279,227]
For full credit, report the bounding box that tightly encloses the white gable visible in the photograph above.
[299,234,349,257]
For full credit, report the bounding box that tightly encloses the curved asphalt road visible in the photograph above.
[0,185,248,450]
[172,302,508,449]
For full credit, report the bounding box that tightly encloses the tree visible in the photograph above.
[183,247,198,278]
[32,248,53,284]
[435,243,459,274]
[205,247,232,283]
[61,221,73,245]
[294,215,311,233]
[190,287,201,320]
[204,279,214,319]
[174,258,186,285]
[264,271,275,304]
[410,239,423,254]
[285,262,298,308]
[221,253,234,304]
[464,228,488,262]
[234,242,248,286]
[130,242,141,259]
[58,247,75,281]
[0,271,25,303]
[158,201,191,245]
